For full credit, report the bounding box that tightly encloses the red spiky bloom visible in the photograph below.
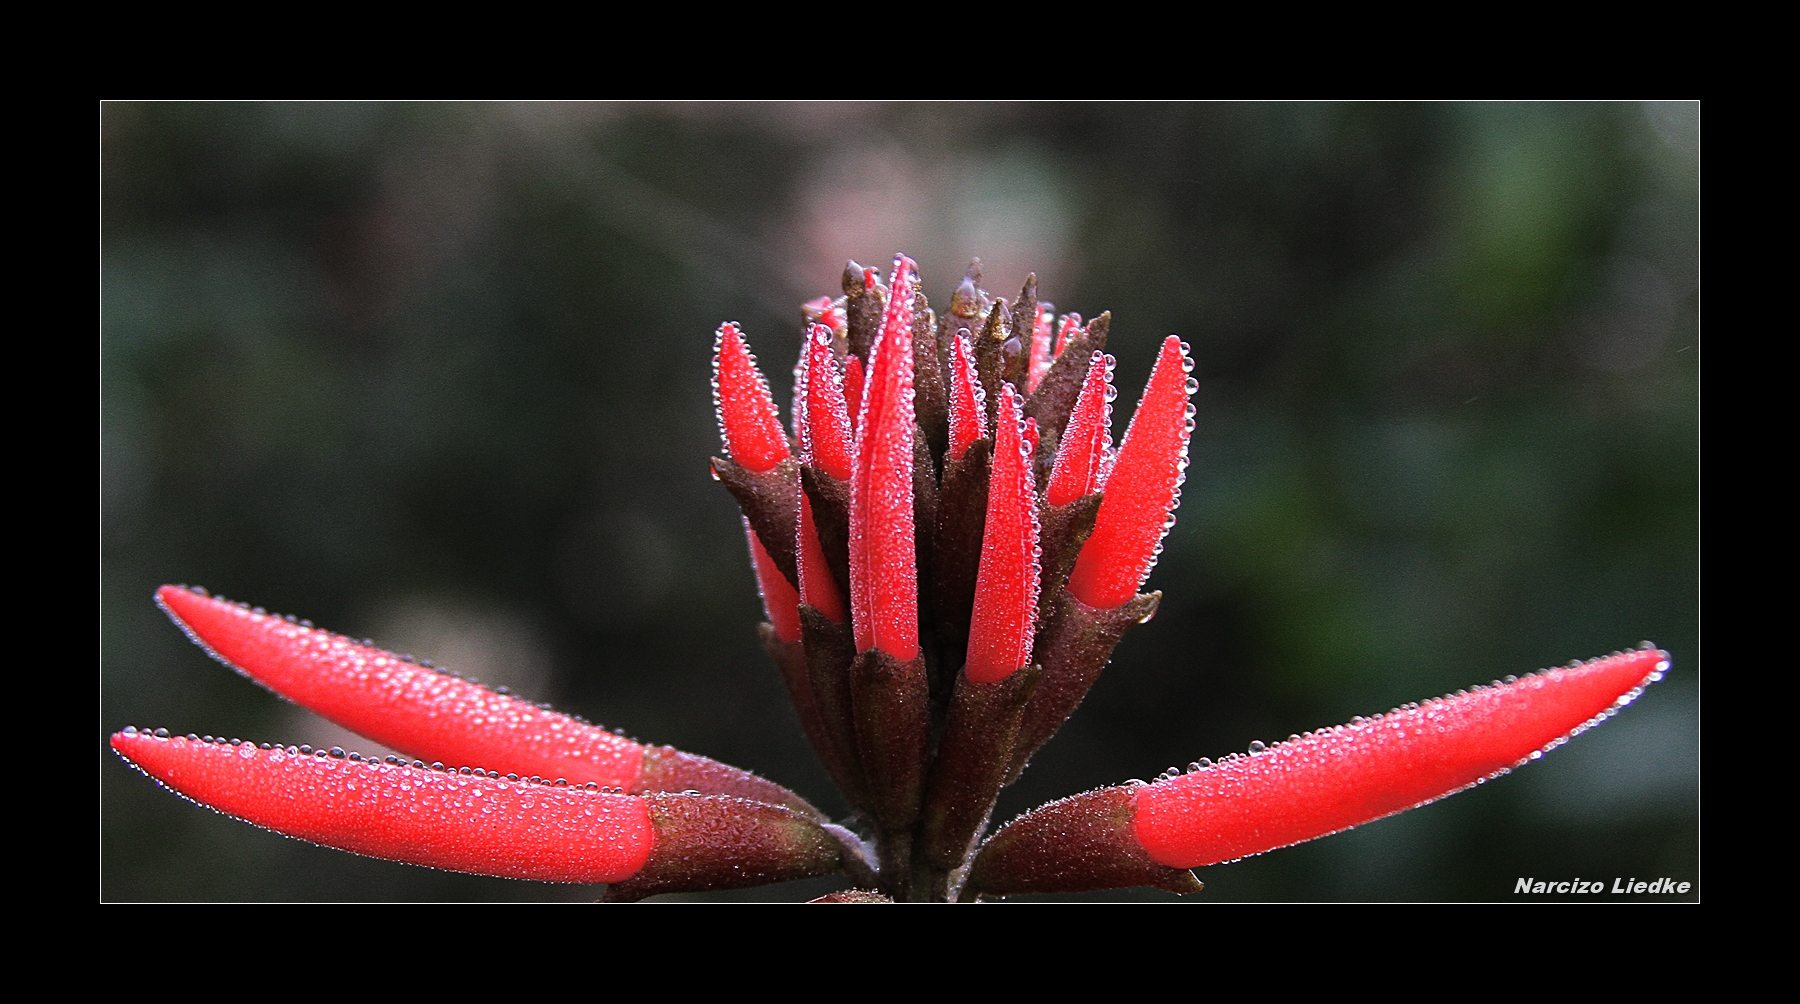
[713,322,792,474]
[964,384,1040,684]
[1066,335,1195,609]
[847,254,920,661]
[947,334,986,462]
[1044,351,1114,507]
[115,256,1670,902]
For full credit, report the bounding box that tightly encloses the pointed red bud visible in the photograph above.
[1065,336,1195,609]
[744,520,802,644]
[713,322,791,474]
[965,384,1040,684]
[797,491,848,623]
[1133,649,1671,868]
[112,730,655,883]
[847,255,921,661]
[1027,303,1055,393]
[1045,351,1115,507]
[801,324,854,481]
[947,334,987,462]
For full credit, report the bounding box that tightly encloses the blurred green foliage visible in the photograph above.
[102,102,1697,901]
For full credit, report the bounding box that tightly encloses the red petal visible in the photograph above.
[800,324,853,481]
[1133,648,1670,868]
[847,254,920,660]
[158,586,646,788]
[842,354,865,436]
[798,492,847,623]
[112,731,654,883]
[1065,336,1195,609]
[1045,351,1115,507]
[745,520,802,643]
[1053,313,1083,358]
[964,384,1040,684]
[1026,303,1054,394]
[947,334,987,462]
[713,322,791,474]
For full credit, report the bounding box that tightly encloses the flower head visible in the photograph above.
[112,256,1669,901]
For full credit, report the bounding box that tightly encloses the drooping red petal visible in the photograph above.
[111,730,654,883]
[155,586,813,814]
[1026,302,1055,394]
[1065,336,1195,609]
[1045,351,1115,507]
[801,324,853,481]
[158,586,643,788]
[964,384,1040,684]
[797,491,847,623]
[745,520,802,643]
[713,322,791,474]
[947,334,987,462]
[847,254,920,661]
[1132,648,1670,869]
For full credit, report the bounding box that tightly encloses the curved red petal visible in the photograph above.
[1133,648,1670,869]
[713,322,792,474]
[160,586,645,787]
[947,334,987,462]
[964,384,1040,684]
[1065,336,1195,609]
[745,520,802,643]
[801,324,853,481]
[1044,351,1115,507]
[112,730,654,883]
[157,586,815,812]
[848,254,920,660]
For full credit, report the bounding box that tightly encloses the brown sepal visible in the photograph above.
[638,737,823,820]
[808,889,893,903]
[930,439,992,667]
[912,425,940,623]
[799,606,869,812]
[912,290,949,466]
[756,624,843,818]
[972,300,1012,430]
[921,664,1042,871]
[603,793,843,901]
[1008,589,1161,782]
[849,649,931,832]
[843,259,887,362]
[1025,310,1110,446]
[1035,492,1103,623]
[713,455,800,588]
[964,785,1203,898]
[801,465,851,600]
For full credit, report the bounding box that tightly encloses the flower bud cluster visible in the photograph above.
[713,256,1196,897]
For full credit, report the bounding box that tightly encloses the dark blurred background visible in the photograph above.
[101,102,1698,902]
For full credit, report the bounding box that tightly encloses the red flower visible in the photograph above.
[112,257,1668,900]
